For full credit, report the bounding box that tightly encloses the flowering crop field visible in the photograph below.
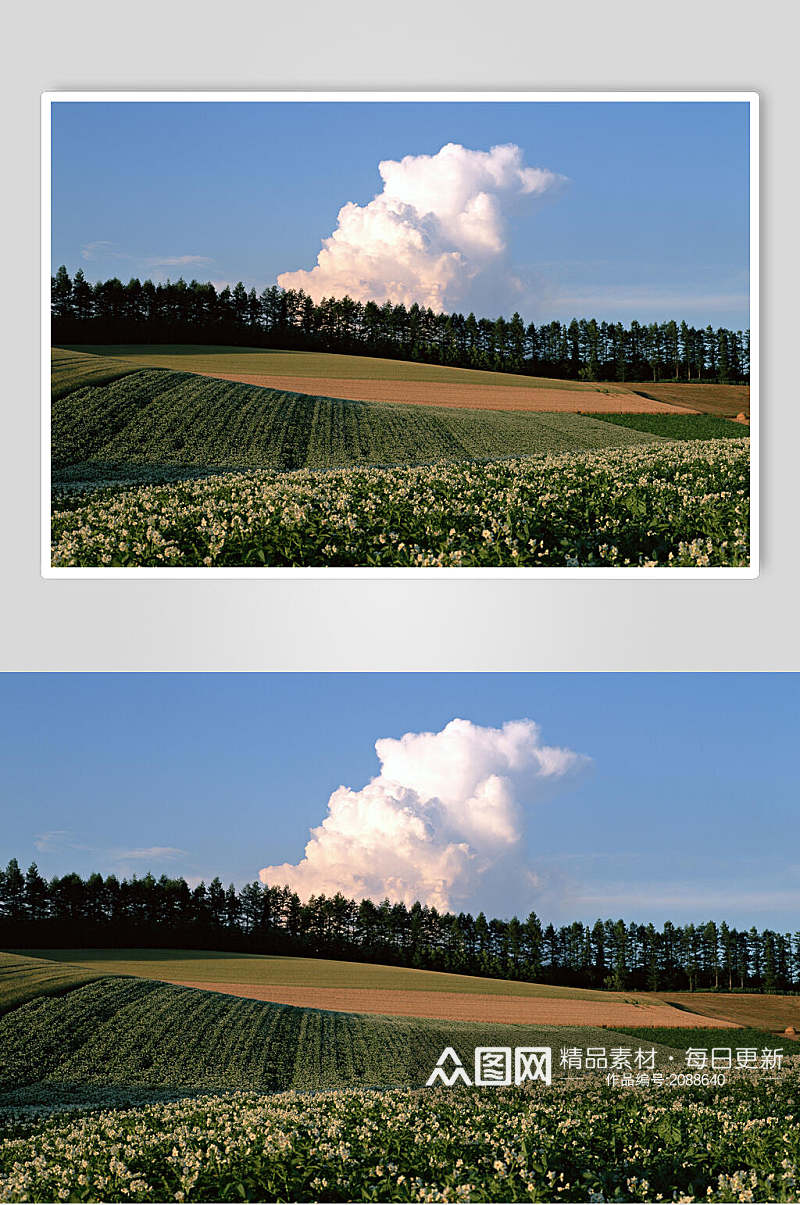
[1,968,795,1202]
[51,438,749,568]
[1,1075,797,1203]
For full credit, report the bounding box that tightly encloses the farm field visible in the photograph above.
[591,412,749,440]
[50,348,752,569]
[653,992,800,1034]
[190,374,679,414]
[51,437,750,568]
[19,950,771,1029]
[51,363,660,486]
[3,1076,799,1204]
[51,348,140,400]
[16,948,631,998]
[59,344,650,391]
[617,1025,799,1050]
[0,964,686,1104]
[161,981,737,1027]
[0,951,106,1015]
[60,344,701,413]
[624,380,751,419]
[1,952,795,1202]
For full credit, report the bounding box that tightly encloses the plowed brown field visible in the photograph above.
[165,980,736,1026]
[196,373,693,415]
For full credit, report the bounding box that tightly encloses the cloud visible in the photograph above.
[78,244,214,273]
[260,718,587,912]
[554,286,750,316]
[81,241,117,261]
[143,255,214,268]
[112,846,188,862]
[278,143,564,312]
[33,833,188,869]
[33,830,85,853]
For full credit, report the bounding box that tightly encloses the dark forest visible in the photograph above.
[2,859,795,993]
[51,268,750,384]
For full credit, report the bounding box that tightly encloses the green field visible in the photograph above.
[1,952,795,1201]
[6,1074,800,1205]
[0,961,682,1105]
[52,365,658,489]
[2,1077,797,1203]
[592,412,749,440]
[50,348,751,570]
[17,948,630,1000]
[51,348,141,400]
[52,437,750,568]
[616,1025,783,1050]
[0,951,106,1015]
[58,344,623,392]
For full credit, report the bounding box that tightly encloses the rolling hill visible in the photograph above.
[0,952,691,1105]
[57,345,749,416]
[10,948,744,1029]
[57,344,647,391]
[0,950,106,1014]
[51,356,663,489]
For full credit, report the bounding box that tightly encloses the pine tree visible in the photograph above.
[51,265,73,319]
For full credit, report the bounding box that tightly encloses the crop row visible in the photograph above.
[51,369,657,481]
[0,1072,797,1202]
[0,953,105,1016]
[0,978,679,1106]
[50,349,140,402]
[51,438,750,568]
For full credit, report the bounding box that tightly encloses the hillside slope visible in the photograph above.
[58,345,632,391]
[0,951,106,1015]
[51,348,140,399]
[17,948,629,999]
[52,365,660,486]
[0,974,682,1105]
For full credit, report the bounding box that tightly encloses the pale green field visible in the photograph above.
[0,951,106,1014]
[51,347,140,399]
[20,948,642,1002]
[59,344,628,393]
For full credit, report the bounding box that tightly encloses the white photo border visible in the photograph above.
[41,90,759,579]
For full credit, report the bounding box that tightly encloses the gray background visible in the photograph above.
[1,0,796,670]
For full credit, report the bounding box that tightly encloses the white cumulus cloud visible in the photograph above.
[259,718,587,912]
[277,143,564,312]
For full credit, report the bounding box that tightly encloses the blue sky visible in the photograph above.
[51,100,751,328]
[1,674,794,929]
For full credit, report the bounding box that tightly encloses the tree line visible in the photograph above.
[2,859,795,993]
[51,267,749,384]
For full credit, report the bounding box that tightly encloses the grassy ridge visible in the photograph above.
[51,348,141,400]
[0,976,681,1104]
[0,952,106,1016]
[59,345,627,393]
[592,412,749,440]
[52,367,659,485]
[20,948,628,1000]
